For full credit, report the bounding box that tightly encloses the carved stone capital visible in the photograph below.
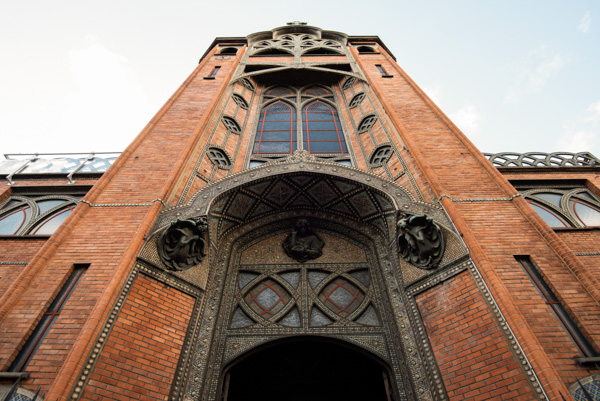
[157,216,208,271]
[397,214,445,270]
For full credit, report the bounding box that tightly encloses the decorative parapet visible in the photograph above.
[484,152,600,168]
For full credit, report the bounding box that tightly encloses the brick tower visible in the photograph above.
[1,23,600,401]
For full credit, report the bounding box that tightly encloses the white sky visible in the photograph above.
[1,0,599,158]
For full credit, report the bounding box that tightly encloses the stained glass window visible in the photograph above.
[519,187,600,228]
[302,86,332,97]
[9,264,88,371]
[0,196,80,236]
[342,77,356,89]
[250,85,350,166]
[302,100,347,154]
[253,101,297,154]
[0,205,32,235]
[209,66,220,78]
[30,207,75,235]
[265,86,294,97]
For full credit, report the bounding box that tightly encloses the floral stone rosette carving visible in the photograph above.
[397,214,445,269]
[157,216,208,271]
[282,218,325,263]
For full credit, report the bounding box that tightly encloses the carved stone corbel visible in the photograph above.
[157,216,208,271]
[397,214,445,269]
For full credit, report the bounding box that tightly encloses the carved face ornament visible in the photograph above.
[397,214,445,269]
[157,218,208,271]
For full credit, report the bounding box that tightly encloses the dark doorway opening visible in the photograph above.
[222,337,393,401]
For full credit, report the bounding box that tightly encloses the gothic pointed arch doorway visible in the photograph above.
[220,336,394,401]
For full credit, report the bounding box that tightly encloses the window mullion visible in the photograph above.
[297,92,303,151]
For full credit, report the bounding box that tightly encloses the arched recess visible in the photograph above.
[189,210,418,400]
[150,161,455,401]
[219,336,395,401]
[155,157,449,238]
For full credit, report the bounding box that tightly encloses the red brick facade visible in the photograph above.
[0,25,598,401]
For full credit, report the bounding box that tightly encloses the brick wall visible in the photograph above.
[355,43,600,397]
[416,271,537,400]
[80,273,195,401]
[0,238,46,297]
[0,42,236,399]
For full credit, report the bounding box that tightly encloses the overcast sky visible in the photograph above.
[1,1,599,159]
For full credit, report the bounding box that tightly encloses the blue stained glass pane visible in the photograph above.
[249,160,266,168]
[258,142,296,154]
[535,193,562,208]
[0,206,31,235]
[260,131,295,141]
[31,209,72,235]
[263,121,294,130]
[304,141,345,153]
[3,200,20,208]
[264,112,295,121]
[571,200,600,226]
[530,203,568,228]
[306,121,337,130]
[305,131,341,141]
[306,102,331,112]
[37,200,68,214]
[306,115,335,121]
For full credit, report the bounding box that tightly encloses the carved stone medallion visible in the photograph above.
[282,218,325,262]
[397,214,445,269]
[157,216,207,271]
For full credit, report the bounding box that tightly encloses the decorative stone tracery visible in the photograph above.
[249,33,344,57]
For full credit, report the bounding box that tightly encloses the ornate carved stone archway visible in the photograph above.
[143,159,466,401]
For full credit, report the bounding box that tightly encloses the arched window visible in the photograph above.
[302,100,347,154]
[0,196,80,236]
[0,204,32,235]
[519,187,600,228]
[30,206,75,235]
[357,45,377,54]
[253,101,297,154]
[265,87,295,98]
[218,47,238,55]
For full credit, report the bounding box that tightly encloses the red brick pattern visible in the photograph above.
[80,273,195,401]
[356,45,600,397]
[416,271,537,400]
[0,238,46,296]
[0,44,234,398]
